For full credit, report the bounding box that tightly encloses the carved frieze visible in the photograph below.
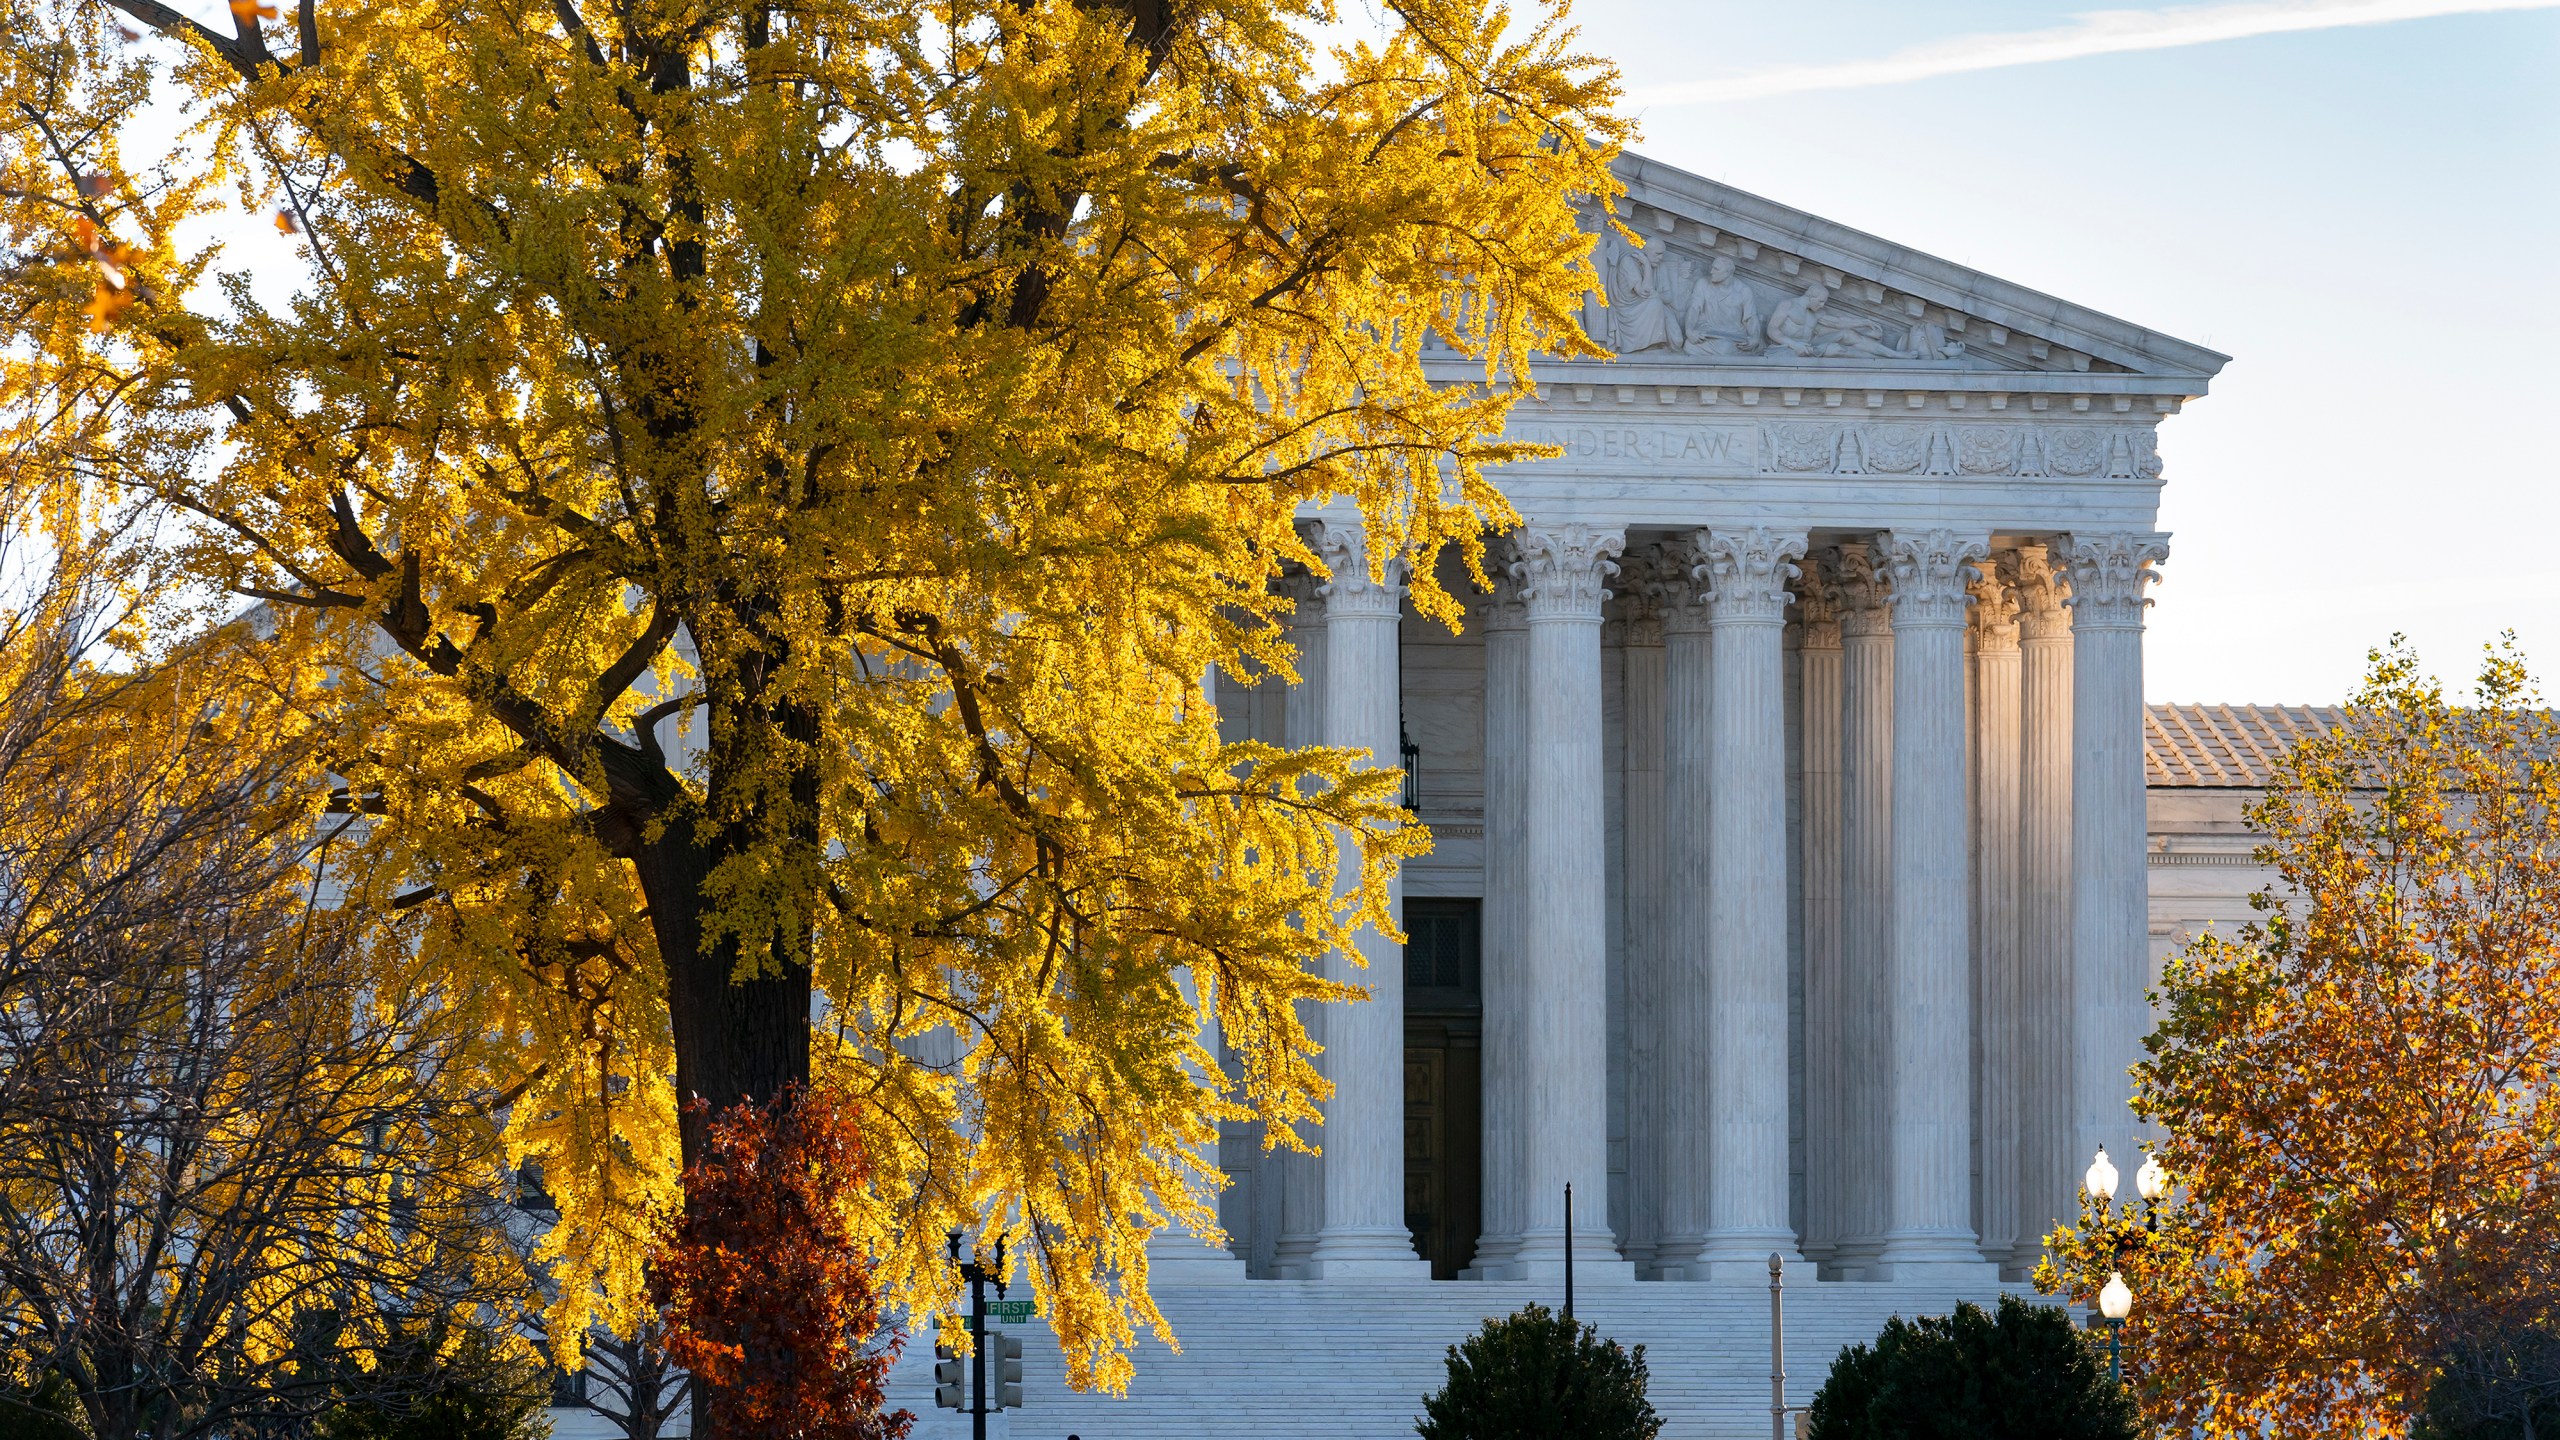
[1757,422,2160,481]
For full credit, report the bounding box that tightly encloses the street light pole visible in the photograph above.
[1768,1253,1787,1440]
[945,1229,1010,1440]
[1563,1182,1575,1322]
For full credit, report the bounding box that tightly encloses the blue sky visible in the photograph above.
[1559,0,2560,703]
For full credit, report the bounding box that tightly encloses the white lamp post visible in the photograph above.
[2097,1271,2131,1384]
[2083,1145,2119,1205]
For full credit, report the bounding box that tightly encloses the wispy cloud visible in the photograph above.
[1632,0,2558,106]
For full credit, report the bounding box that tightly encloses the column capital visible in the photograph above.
[1476,543,1529,636]
[1881,528,1991,629]
[1970,559,2021,651]
[1315,520,1404,619]
[2056,532,2169,631]
[1610,549,1670,648]
[1793,549,1845,650]
[1834,540,1894,639]
[1509,523,1625,623]
[1702,526,1810,626]
[2011,542,2071,643]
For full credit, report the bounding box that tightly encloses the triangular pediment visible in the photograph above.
[1565,151,2226,390]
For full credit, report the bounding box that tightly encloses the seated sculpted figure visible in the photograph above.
[1680,255,1762,356]
[1766,276,1908,359]
[1609,242,1682,354]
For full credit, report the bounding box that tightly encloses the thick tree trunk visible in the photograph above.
[631,821,811,1169]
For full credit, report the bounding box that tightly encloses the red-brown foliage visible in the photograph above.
[650,1085,912,1440]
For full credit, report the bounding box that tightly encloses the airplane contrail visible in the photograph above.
[1632,0,2558,106]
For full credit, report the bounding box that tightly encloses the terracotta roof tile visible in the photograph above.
[2145,704,2346,787]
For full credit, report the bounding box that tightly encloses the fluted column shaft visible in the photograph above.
[1271,573,1328,1277]
[2061,532,2168,1182]
[1653,561,1714,1274]
[1969,567,2024,1267]
[1877,529,1998,1280]
[1795,562,1846,1267]
[2013,545,2075,1270]
[1833,544,1894,1275]
[1616,575,1667,1277]
[1510,523,1633,1280]
[1307,523,1427,1277]
[1468,577,1530,1279]
[1692,527,1812,1279]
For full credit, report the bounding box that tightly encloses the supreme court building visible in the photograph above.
[1200,149,2226,1295]
[875,148,2255,1438]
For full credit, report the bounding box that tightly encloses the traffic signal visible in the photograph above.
[932,1341,965,1410]
[994,1332,1025,1410]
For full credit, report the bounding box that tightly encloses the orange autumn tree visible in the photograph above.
[0,0,1633,1404]
[2040,639,2560,1438]
[652,1086,909,1440]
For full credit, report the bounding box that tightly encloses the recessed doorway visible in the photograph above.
[1404,897,1482,1281]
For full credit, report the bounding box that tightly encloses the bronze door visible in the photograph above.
[1403,898,1482,1281]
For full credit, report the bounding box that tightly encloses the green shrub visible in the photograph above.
[0,1372,85,1440]
[317,1324,551,1440]
[1805,1294,2135,1440]
[1415,1302,1662,1440]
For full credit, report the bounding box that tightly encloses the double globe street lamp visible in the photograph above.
[2082,1144,2170,1385]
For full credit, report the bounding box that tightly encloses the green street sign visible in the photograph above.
[988,1300,1035,1323]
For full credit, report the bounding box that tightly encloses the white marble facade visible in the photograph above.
[1211,152,2227,1287]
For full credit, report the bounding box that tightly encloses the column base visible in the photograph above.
[1872,1230,2003,1284]
[1658,1235,1822,1276]
[1305,1227,1429,1280]
[1820,1238,1886,1282]
[1459,1234,1523,1282]
[1144,1230,1250,1283]
[1270,1235,1319,1280]
[1498,1227,1635,1285]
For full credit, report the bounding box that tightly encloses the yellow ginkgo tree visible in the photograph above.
[0,0,1630,1397]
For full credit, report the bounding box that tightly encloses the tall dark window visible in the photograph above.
[1403,897,1482,1006]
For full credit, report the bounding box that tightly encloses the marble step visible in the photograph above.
[887,1277,2040,1440]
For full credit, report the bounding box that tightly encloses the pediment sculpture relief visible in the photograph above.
[1600,232,1973,367]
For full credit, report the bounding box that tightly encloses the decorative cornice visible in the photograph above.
[1834,541,1893,639]
[1757,420,2160,479]
[2056,531,2169,631]
[1316,521,1405,620]
[1881,528,1991,627]
[1702,526,1808,625]
[1510,523,1625,622]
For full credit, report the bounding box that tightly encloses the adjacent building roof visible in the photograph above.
[2145,704,2345,788]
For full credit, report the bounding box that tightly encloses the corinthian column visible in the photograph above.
[1689,526,1813,1281]
[1968,563,2023,1268]
[1468,564,1530,1280]
[2058,532,2168,1188]
[1615,560,1668,1278]
[2012,544,2075,1272]
[1794,556,1846,1269]
[1271,567,1328,1278]
[1876,529,1999,1281]
[1651,545,1713,1278]
[1307,522,1427,1278]
[1832,543,1894,1277]
[1509,522,1634,1282]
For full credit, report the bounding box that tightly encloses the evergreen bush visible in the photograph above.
[1415,1302,1662,1440]
[1804,1294,2135,1440]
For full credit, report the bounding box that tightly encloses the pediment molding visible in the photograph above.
[1531,152,2227,392]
